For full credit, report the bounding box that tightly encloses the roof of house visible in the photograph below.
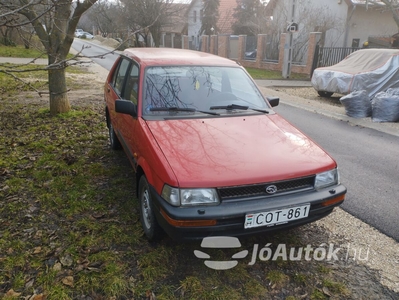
[217,0,237,34]
[266,0,386,10]
[182,0,238,34]
[349,0,385,6]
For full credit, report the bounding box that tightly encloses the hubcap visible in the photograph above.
[142,189,151,229]
[109,125,114,144]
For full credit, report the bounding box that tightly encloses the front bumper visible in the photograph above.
[150,184,346,241]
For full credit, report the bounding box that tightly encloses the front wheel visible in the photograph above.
[138,176,163,241]
[317,91,333,98]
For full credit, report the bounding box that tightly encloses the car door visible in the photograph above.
[117,61,141,171]
[105,57,131,138]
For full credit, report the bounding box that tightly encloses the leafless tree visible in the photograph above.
[0,0,98,115]
[269,0,345,63]
[120,0,188,47]
[232,0,269,36]
[368,0,399,30]
[83,0,125,38]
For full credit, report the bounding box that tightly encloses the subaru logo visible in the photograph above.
[265,185,277,194]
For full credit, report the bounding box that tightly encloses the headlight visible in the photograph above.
[161,185,220,206]
[161,185,180,206]
[315,169,339,189]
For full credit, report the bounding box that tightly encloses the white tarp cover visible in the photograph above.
[311,49,399,99]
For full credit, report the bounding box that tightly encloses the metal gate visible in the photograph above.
[311,46,361,76]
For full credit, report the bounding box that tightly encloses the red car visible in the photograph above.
[104,48,346,241]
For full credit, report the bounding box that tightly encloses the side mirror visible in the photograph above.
[115,99,137,117]
[267,97,279,107]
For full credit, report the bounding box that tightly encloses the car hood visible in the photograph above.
[146,114,336,188]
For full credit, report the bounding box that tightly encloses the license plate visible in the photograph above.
[244,204,310,229]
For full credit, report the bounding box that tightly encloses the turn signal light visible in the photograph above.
[321,194,345,207]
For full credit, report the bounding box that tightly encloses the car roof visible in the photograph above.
[121,48,240,67]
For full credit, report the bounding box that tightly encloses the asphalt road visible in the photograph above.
[72,39,119,71]
[274,104,399,241]
[72,40,399,242]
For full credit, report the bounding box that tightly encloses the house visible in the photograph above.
[186,0,238,50]
[267,0,398,48]
[186,0,203,49]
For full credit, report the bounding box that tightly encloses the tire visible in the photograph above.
[317,91,334,98]
[109,122,121,150]
[138,176,163,241]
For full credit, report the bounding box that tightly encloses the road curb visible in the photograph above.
[258,86,399,138]
[280,99,399,138]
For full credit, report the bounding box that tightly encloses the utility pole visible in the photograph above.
[282,0,296,78]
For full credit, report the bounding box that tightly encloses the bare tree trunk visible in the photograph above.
[152,27,161,47]
[14,0,98,115]
[48,66,70,115]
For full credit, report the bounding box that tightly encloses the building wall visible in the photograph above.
[348,6,397,46]
[271,0,397,48]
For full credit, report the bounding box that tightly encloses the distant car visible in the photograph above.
[76,32,94,39]
[104,48,346,241]
[74,29,83,37]
[245,49,257,60]
[311,48,399,98]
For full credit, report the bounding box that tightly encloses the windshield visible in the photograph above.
[143,66,268,116]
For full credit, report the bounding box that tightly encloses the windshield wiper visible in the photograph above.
[210,103,269,114]
[210,104,248,110]
[150,107,219,115]
[248,107,269,114]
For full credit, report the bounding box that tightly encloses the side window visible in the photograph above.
[123,63,139,105]
[112,58,130,96]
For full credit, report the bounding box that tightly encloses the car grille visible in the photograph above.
[218,176,315,201]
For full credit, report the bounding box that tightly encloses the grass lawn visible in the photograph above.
[0,45,74,59]
[0,64,92,99]
[0,45,47,59]
[245,67,309,80]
